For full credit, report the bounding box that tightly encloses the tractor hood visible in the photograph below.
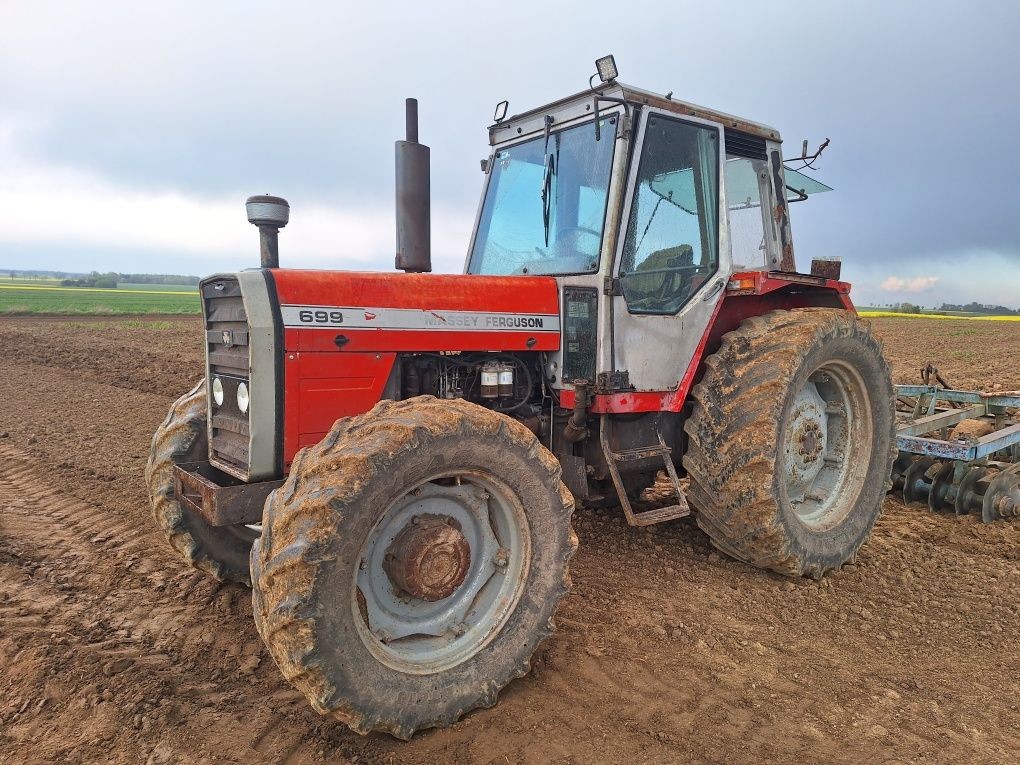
[269,269,561,354]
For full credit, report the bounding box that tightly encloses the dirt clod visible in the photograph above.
[103,658,135,676]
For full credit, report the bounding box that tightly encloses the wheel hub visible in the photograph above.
[797,421,824,463]
[781,362,870,530]
[784,382,829,494]
[354,476,531,674]
[384,515,471,601]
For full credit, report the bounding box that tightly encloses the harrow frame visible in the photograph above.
[895,385,1020,461]
[892,382,1020,522]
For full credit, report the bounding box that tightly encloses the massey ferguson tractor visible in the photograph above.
[146,58,898,738]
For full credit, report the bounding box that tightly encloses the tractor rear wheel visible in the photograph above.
[251,396,577,739]
[145,380,257,585]
[683,309,896,578]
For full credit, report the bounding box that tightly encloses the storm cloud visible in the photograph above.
[1,0,1017,306]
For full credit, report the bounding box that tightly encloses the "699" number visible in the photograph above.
[298,309,344,324]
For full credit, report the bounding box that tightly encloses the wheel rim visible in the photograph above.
[353,471,530,674]
[782,360,872,530]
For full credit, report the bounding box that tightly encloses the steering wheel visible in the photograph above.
[624,264,702,309]
[554,225,600,257]
[532,226,601,260]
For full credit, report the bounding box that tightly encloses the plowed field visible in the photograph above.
[1,316,1018,764]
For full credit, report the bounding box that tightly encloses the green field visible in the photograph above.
[0,284,201,315]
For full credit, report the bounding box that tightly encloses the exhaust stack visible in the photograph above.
[395,98,431,273]
[246,195,290,269]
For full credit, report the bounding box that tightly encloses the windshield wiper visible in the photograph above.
[540,115,556,247]
[541,152,555,247]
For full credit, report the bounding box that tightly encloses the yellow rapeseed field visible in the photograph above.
[859,311,1020,321]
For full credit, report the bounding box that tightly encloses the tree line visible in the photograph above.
[937,301,1019,316]
[59,272,201,288]
[873,302,1018,315]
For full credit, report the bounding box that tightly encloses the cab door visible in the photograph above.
[609,109,730,392]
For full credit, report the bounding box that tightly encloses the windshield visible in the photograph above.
[467,116,617,275]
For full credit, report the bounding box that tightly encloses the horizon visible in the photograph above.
[3,266,1018,313]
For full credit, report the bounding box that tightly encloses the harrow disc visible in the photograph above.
[981,472,1020,523]
[902,457,938,505]
[890,452,915,494]
[928,461,961,513]
[955,466,993,516]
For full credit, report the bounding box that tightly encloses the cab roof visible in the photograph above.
[488,81,781,145]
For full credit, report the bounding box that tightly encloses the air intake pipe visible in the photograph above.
[395,98,431,273]
[246,195,290,269]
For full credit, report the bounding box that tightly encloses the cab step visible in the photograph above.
[599,415,691,527]
[611,445,672,462]
[626,503,690,526]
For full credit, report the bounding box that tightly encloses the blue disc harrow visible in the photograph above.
[892,366,1020,522]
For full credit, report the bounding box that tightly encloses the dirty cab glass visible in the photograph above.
[726,156,771,270]
[468,117,616,276]
[619,116,719,314]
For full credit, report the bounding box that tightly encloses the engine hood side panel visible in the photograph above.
[269,270,561,353]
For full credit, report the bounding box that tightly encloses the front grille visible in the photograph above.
[202,277,250,476]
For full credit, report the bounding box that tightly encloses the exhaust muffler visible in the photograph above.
[395,98,431,273]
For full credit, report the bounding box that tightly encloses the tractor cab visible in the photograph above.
[466,63,833,399]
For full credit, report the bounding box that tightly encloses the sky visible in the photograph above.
[1,0,1018,308]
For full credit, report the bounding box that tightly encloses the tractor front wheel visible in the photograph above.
[683,309,896,578]
[251,396,577,739]
[145,380,257,584]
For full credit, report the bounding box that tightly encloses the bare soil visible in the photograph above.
[1,316,1018,764]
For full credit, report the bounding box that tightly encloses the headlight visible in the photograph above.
[237,381,250,414]
[211,377,224,406]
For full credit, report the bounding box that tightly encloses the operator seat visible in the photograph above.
[625,243,696,309]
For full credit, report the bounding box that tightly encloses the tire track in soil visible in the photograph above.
[0,445,198,640]
[0,445,228,686]
[0,448,267,762]
[0,444,392,765]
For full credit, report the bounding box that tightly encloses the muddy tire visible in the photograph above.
[145,380,257,585]
[683,309,896,578]
[251,396,577,739]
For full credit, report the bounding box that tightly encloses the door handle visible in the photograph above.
[702,279,724,302]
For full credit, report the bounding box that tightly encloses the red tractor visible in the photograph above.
[146,58,895,738]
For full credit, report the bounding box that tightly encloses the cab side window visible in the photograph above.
[619,116,720,315]
[725,156,771,270]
